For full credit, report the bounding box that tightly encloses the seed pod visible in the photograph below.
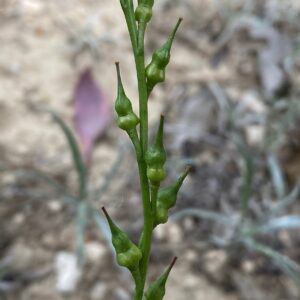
[115,63,140,131]
[145,115,166,185]
[146,18,182,93]
[155,168,190,225]
[102,207,142,271]
[144,257,177,300]
[135,0,154,24]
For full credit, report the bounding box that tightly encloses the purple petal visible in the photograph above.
[74,69,111,164]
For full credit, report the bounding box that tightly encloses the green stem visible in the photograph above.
[134,24,152,300]
[137,22,146,56]
[132,268,143,300]
[128,129,142,159]
[136,50,148,154]
[121,0,138,53]
[121,1,152,299]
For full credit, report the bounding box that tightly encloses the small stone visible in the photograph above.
[12,213,25,225]
[183,217,194,231]
[90,282,107,300]
[153,224,167,241]
[278,230,293,248]
[185,249,198,263]
[55,252,82,294]
[41,233,55,248]
[10,243,35,271]
[184,273,199,288]
[245,125,264,146]
[203,250,227,280]
[166,222,182,244]
[241,260,256,274]
[114,287,130,300]
[47,200,63,213]
[154,222,182,244]
[86,241,107,263]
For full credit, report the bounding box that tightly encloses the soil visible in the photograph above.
[1,0,300,300]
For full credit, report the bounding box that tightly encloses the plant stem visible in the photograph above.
[121,1,152,298]
[134,24,153,300]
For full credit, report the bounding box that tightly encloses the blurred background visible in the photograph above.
[1,0,300,299]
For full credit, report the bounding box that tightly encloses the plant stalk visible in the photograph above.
[121,1,152,298]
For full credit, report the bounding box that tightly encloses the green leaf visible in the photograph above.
[43,109,87,199]
[254,215,300,234]
[171,208,234,226]
[270,183,300,215]
[235,137,254,219]
[76,201,89,265]
[267,154,286,199]
[243,238,300,283]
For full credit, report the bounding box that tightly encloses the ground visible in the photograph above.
[1,0,300,299]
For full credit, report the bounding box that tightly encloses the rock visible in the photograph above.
[90,282,107,300]
[241,260,256,274]
[245,125,265,146]
[153,222,183,244]
[9,243,37,271]
[85,241,107,263]
[55,252,81,294]
[113,287,130,300]
[203,249,228,282]
[47,200,63,213]
[12,213,25,226]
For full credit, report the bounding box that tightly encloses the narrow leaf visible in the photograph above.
[243,238,300,283]
[171,208,234,225]
[255,215,300,234]
[46,109,87,199]
[270,184,300,215]
[76,202,88,265]
[268,154,286,199]
[235,136,254,219]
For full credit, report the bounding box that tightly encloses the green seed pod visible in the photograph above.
[155,204,168,224]
[155,168,190,225]
[145,115,166,165]
[147,167,166,183]
[115,62,140,131]
[144,257,177,300]
[117,113,140,131]
[135,4,152,23]
[146,18,182,93]
[145,63,165,89]
[102,207,142,271]
[145,115,166,185]
[135,0,154,23]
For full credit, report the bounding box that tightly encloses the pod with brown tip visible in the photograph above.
[155,167,190,225]
[101,207,142,271]
[115,63,140,132]
[146,18,182,93]
[144,257,177,300]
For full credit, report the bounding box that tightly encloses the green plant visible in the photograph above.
[101,1,188,299]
